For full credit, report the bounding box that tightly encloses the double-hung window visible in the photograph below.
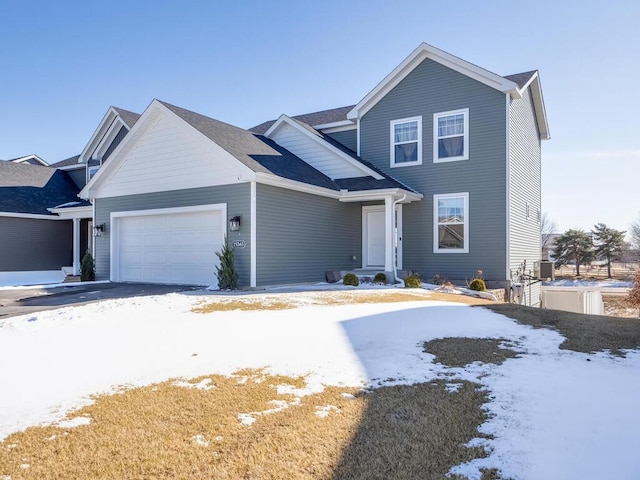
[433,108,469,162]
[433,193,469,253]
[390,116,422,167]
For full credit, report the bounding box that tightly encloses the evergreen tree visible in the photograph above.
[215,237,239,290]
[592,223,626,278]
[552,229,594,277]
[80,250,96,282]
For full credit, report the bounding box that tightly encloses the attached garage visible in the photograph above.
[111,204,226,286]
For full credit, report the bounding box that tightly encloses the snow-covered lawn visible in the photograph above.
[1,291,639,479]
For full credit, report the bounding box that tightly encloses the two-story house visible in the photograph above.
[75,42,547,303]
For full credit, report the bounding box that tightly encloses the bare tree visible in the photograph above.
[631,214,640,249]
[628,269,640,317]
[541,212,557,260]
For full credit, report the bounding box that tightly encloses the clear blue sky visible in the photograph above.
[2,0,638,234]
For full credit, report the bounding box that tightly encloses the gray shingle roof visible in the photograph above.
[49,154,81,168]
[504,70,537,89]
[161,101,415,194]
[0,162,82,215]
[250,105,355,135]
[112,107,141,129]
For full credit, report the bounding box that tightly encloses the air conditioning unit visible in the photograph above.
[539,261,555,280]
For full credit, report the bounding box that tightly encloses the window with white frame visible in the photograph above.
[433,193,469,253]
[390,116,422,167]
[433,108,469,162]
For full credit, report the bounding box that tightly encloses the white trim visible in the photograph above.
[55,164,85,171]
[255,173,422,203]
[395,203,403,270]
[11,154,48,166]
[250,181,257,288]
[433,108,469,163]
[314,120,355,132]
[362,205,385,268]
[390,116,422,168]
[255,172,341,199]
[339,188,422,203]
[356,118,361,156]
[0,211,65,220]
[93,117,125,160]
[264,115,384,180]
[348,43,519,120]
[47,205,93,219]
[505,93,511,280]
[109,203,227,283]
[528,73,550,140]
[72,218,81,276]
[433,192,469,254]
[79,107,120,163]
[384,196,394,272]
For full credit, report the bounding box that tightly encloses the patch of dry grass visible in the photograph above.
[482,303,640,356]
[0,371,497,480]
[194,289,493,313]
[424,338,519,368]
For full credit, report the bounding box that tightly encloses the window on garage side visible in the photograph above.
[434,192,469,253]
[390,116,422,167]
[433,108,469,162]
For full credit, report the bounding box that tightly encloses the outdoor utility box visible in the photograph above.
[539,261,555,280]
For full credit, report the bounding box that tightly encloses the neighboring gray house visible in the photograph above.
[78,42,549,305]
[0,161,83,284]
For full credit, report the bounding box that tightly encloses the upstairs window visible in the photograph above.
[434,108,469,162]
[390,116,422,167]
[433,192,469,253]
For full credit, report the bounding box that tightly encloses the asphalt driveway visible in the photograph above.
[0,282,201,319]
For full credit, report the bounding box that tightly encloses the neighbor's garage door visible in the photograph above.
[115,209,224,285]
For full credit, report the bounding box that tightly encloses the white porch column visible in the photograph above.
[72,218,81,276]
[384,196,394,272]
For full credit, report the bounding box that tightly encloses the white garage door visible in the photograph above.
[115,208,224,286]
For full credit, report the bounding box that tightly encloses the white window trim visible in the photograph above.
[433,108,469,163]
[433,192,469,253]
[390,116,422,168]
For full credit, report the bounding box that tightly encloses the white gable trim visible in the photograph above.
[520,72,550,140]
[79,107,127,163]
[264,115,383,180]
[80,100,255,199]
[11,155,48,166]
[347,43,520,120]
[0,211,64,220]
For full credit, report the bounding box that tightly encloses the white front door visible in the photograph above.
[363,207,385,267]
[362,205,403,269]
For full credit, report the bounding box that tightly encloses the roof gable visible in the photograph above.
[7,154,48,166]
[347,43,520,121]
[81,100,255,199]
[264,115,383,180]
[79,106,140,164]
[250,105,355,135]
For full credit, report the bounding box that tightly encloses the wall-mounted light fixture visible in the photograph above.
[229,216,241,232]
[93,223,106,237]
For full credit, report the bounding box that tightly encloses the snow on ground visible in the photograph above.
[1,292,639,479]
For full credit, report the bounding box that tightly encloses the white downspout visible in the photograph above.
[392,194,407,284]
